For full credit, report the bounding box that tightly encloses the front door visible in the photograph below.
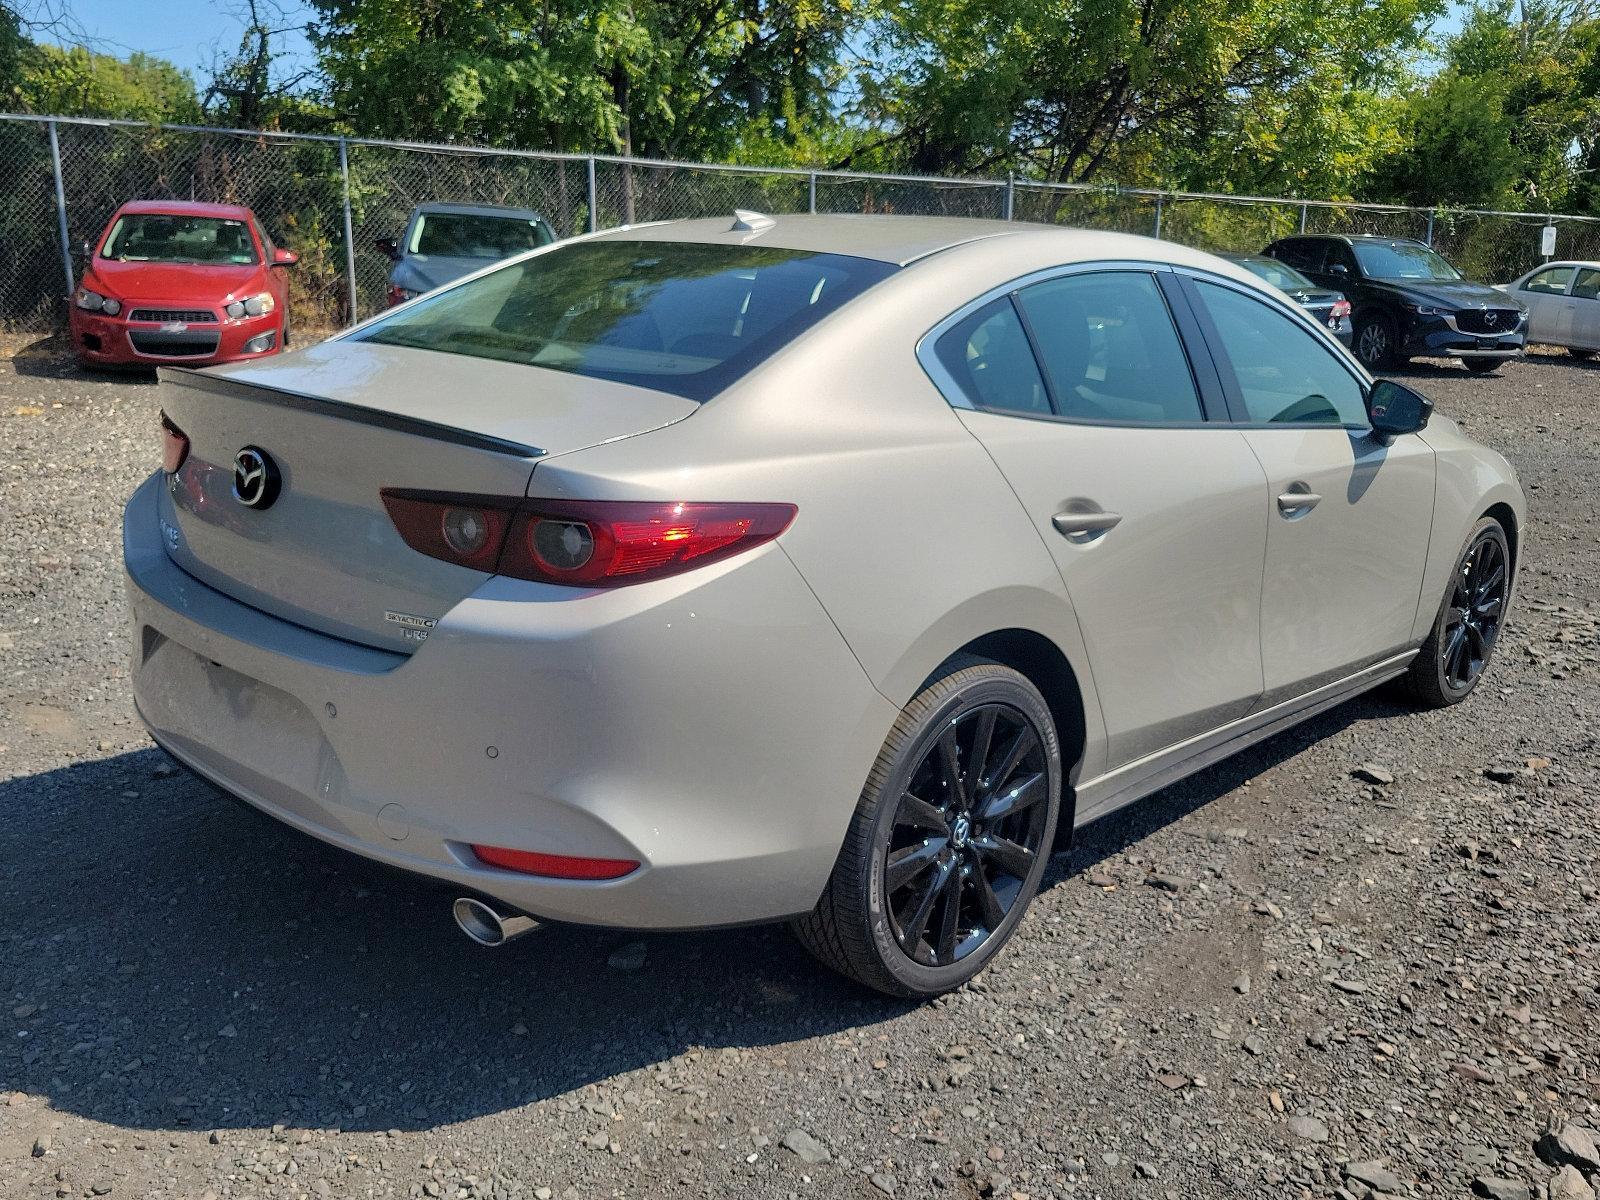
[1182,276,1435,701]
[935,269,1269,767]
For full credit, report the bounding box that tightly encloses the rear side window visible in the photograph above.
[353,240,896,400]
[1016,272,1203,423]
[1522,266,1574,294]
[1573,268,1600,300]
[1192,281,1367,426]
[1271,241,1325,273]
[931,297,1050,415]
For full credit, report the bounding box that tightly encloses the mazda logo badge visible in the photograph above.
[1484,310,1498,328]
[232,446,281,510]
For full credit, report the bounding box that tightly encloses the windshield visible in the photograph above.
[102,214,258,264]
[1352,242,1463,281]
[353,240,897,401]
[410,212,553,259]
[1236,257,1315,291]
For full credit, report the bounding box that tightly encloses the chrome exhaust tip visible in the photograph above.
[452,897,541,947]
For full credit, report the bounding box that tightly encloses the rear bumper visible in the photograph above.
[124,474,894,928]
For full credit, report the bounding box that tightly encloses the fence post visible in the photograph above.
[47,119,74,299]
[586,156,598,232]
[1153,195,1163,239]
[808,172,817,214]
[1425,207,1436,247]
[1004,172,1015,221]
[1299,202,1308,234]
[338,138,358,325]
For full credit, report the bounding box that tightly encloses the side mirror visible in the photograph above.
[1328,262,1349,276]
[375,236,399,261]
[1368,379,1432,438]
[272,247,299,267]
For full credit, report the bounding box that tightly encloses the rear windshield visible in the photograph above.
[102,214,259,265]
[352,240,897,400]
[411,212,553,259]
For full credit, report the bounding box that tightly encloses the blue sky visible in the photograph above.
[42,0,315,80]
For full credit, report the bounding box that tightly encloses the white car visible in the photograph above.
[1500,260,1600,358]
[125,214,1524,997]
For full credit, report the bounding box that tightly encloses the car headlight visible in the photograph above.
[225,293,275,319]
[1403,303,1447,317]
[74,288,120,314]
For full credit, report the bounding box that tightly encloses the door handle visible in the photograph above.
[1277,490,1322,515]
[1052,510,1122,538]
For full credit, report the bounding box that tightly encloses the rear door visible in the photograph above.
[934,266,1268,767]
[1567,267,1600,349]
[1179,273,1434,702]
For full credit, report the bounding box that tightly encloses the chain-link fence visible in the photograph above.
[5,112,1600,338]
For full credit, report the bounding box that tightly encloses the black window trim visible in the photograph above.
[1172,268,1375,433]
[916,260,1229,430]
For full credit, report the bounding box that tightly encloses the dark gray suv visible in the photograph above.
[1265,234,1526,373]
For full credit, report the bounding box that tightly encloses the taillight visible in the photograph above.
[1331,299,1352,319]
[471,844,640,880]
[160,411,189,473]
[379,490,796,587]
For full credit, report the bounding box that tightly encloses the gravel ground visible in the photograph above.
[1,347,1597,1200]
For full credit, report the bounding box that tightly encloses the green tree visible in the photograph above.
[307,0,857,160]
[14,42,200,121]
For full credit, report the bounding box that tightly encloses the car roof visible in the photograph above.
[1276,233,1428,247]
[411,202,549,221]
[118,198,254,220]
[591,211,1280,268]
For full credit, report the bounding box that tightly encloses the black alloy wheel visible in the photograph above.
[793,657,1061,997]
[1401,518,1511,707]
[883,702,1051,968]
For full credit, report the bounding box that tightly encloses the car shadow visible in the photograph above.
[1,689,1402,1134]
[5,334,157,382]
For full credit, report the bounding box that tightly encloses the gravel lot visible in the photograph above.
[1,346,1597,1200]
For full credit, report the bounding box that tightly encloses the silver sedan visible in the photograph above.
[125,214,1524,997]
[1500,260,1600,359]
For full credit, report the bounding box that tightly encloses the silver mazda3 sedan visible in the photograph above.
[125,214,1524,997]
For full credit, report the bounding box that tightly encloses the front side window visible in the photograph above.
[1016,271,1203,423]
[352,240,897,401]
[410,212,554,259]
[1522,266,1574,295]
[101,214,259,265]
[1572,267,1600,300]
[931,297,1050,415]
[1193,280,1368,426]
[1351,241,1463,282]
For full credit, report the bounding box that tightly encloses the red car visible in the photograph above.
[69,199,298,368]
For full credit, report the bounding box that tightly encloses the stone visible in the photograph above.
[1344,1161,1404,1193]
[1538,1124,1600,1173]
[780,1129,830,1165]
[1287,1116,1330,1143]
[1471,1179,1531,1200]
[1548,1165,1596,1200]
[1353,763,1395,785]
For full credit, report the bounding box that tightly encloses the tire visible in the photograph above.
[1463,358,1501,374]
[1400,517,1511,708]
[792,656,1061,998]
[1571,348,1595,361]
[1354,311,1399,370]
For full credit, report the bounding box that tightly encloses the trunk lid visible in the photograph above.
[155,340,698,652]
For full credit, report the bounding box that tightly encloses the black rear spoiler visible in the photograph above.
[160,367,547,459]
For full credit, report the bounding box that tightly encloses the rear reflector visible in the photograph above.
[160,411,189,474]
[1331,299,1352,319]
[471,844,640,880]
[380,490,796,587]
